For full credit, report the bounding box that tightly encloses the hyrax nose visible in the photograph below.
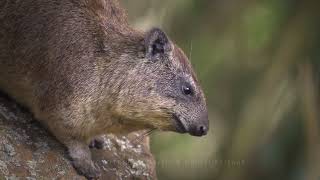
[190,124,208,136]
[189,110,209,136]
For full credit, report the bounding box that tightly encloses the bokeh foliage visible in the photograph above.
[123,0,320,179]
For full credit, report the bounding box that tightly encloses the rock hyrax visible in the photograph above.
[0,0,209,178]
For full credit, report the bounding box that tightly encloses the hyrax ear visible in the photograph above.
[144,28,172,61]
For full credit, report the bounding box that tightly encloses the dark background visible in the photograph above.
[123,0,320,179]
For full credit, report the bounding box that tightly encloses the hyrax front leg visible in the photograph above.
[49,127,101,179]
[33,89,103,178]
[35,111,101,179]
[66,139,101,179]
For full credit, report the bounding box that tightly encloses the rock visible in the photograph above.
[0,94,156,180]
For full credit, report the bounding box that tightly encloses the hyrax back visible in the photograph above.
[0,0,208,178]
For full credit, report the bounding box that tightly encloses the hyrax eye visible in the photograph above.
[182,85,193,96]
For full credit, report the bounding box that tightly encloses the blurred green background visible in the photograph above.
[123,0,320,179]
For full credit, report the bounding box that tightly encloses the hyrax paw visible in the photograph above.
[72,160,101,179]
[89,137,105,149]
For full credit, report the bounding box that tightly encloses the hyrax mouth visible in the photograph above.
[172,113,187,133]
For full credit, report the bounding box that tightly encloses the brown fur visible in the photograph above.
[0,0,208,178]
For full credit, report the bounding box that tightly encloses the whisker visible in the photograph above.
[189,40,193,62]
[132,128,157,145]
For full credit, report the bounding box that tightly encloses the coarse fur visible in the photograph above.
[0,0,208,178]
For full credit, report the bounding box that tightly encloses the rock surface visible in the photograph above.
[0,94,156,180]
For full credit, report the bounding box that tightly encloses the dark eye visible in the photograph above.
[182,85,193,96]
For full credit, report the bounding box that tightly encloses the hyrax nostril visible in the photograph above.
[198,125,207,136]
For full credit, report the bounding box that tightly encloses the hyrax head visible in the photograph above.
[115,28,209,137]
